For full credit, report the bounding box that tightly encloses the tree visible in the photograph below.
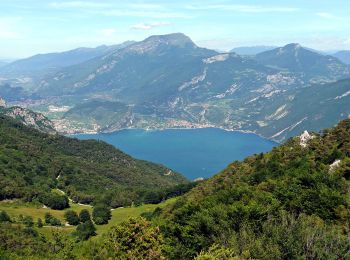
[79,209,91,223]
[92,205,111,225]
[64,210,80,225]
[39,193,69,210]
[37,218,43,228]
[44,213,61,226]
[45,213,52,225]
[23,216,34,227]
[0,211,11,222]
[76,220,96,240]
[104,217,164,259]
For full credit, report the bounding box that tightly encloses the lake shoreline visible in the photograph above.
[68,126,278,144]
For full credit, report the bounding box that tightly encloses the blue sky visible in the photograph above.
[1,0,350,58]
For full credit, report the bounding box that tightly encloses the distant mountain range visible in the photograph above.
[332,50,350,65]
[1,33,349,142]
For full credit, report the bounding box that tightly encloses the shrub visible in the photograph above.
[22,216,34,227]
[92,205,111,225]
[79,209,91,223]
[39,193,69,210]
[76,220,96,240]
[0,211,11,222]
[37,218,43,228]
[64,210,80,225]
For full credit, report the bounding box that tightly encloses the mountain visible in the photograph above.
[0,41,133,90]
[0,41,134,79]
[231,45,277,55]
[156,118,350,259]
[0,61,8,68]
[0,114,188,206]
[7,34,350,141]
[332,50,350,65]
[255,43,350,81]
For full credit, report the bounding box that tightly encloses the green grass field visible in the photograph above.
[0,197,176,237]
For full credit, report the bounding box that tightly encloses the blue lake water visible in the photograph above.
[74,128,276,180]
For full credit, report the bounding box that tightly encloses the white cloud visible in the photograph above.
[316,12,335,19]
[105,10,192,19]
[131,22,171,30]
[100,28,117,37]
[50,1,110,9]
[0,17,22,40]
[186,4,297,13]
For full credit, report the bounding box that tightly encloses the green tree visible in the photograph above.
[92,205,111,225]
[64,210,80,225]
[0,211,11,222]
[23,215,34,227]
[104,217,164,259]
[79,209,91,223]
[76,220,96,240]
[37,218,43,228]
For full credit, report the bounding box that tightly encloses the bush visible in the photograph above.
[103,217,164,259]
[0,211,11,222]
[76,220,96,240]
[37,218,43,228]
[22,216,34,227]
[79,209,91,223]
[44,213,61,226]
[92,205,111,225]
[64,210,80,225]
[39,193,69,210]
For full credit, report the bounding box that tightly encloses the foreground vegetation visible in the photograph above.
[1,114,350,259]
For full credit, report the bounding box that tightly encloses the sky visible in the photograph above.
[1,0,350,58]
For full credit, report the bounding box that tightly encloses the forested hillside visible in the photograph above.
[155,118,350,259]
[0,115,188,208]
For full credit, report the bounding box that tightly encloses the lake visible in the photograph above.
[74,128,276,180]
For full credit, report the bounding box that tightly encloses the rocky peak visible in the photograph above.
[0,97,6,107]
[126,33,196,54]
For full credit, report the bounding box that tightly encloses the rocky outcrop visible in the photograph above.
[0,106,56,134]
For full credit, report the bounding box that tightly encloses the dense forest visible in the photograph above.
[0,115,188,207]
[154,118,350,259]
[1,115,350,259]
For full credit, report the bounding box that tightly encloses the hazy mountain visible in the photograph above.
[255,43,350,81]
[8,34,350,141]
[0,41,135,77]
[332,50,350,65]
[231,45,277,55]
[0,61,8,68]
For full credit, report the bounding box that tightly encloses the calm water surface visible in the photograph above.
[74,128,276,180]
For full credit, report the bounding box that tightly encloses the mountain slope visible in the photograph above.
[156,118,350,259]
[247,78,350,141]
[0,115,187,206]
[332,50,350,65]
